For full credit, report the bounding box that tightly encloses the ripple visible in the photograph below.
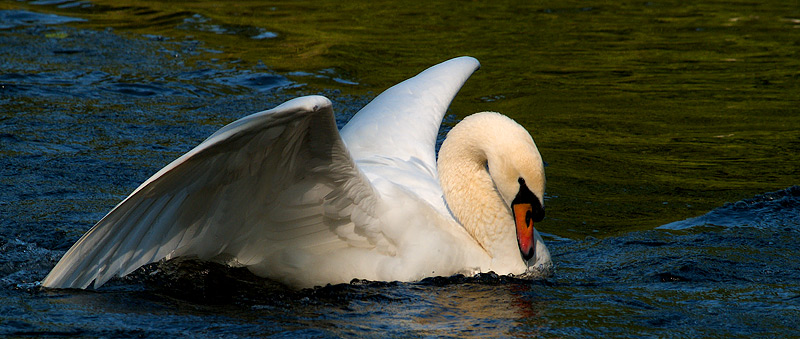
[178,13,278,40]
[214,72,292,92]
[0,26,293,99]
[101,82,178,97]
[0,10,86,29]
[659,186,800,230]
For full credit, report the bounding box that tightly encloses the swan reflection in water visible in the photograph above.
[45,258,549,337]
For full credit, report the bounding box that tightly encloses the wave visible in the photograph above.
[658,186,800,230]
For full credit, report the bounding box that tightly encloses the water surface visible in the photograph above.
[1,0,799,337]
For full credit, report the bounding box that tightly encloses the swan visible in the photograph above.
[41,56,550,289]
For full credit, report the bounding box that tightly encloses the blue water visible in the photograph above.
[2,7,800,338]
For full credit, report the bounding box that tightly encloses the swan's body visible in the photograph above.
[42,56,550,289]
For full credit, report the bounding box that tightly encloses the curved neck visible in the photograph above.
[437,116,519,261]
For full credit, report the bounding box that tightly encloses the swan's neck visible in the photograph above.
[437,115,521,264]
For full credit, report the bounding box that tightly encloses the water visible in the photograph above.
[1,1,799,337]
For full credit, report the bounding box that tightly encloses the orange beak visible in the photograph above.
[513,203,536,261]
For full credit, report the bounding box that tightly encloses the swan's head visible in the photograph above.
[438,112,547,269]
[480,114,546,262]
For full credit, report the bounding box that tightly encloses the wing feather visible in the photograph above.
[340,56,480,214]
[341,56,480,172]
[42,95,383,289]
[43,57,483,289]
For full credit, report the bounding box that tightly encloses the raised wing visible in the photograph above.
[340,56,480,213]
[42,96,384,289]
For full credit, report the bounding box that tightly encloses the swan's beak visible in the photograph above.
[513,203,536,261]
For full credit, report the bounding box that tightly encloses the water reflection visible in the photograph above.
[40,261,554,337]
[299,280,552,337]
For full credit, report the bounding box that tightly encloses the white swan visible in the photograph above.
[41,56,550,289]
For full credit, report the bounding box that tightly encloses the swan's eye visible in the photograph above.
[512,178,545,222]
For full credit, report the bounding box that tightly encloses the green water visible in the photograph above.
[4,0,798,239]
[3,1,800,337]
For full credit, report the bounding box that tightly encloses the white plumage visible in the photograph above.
[42,56,551,289]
